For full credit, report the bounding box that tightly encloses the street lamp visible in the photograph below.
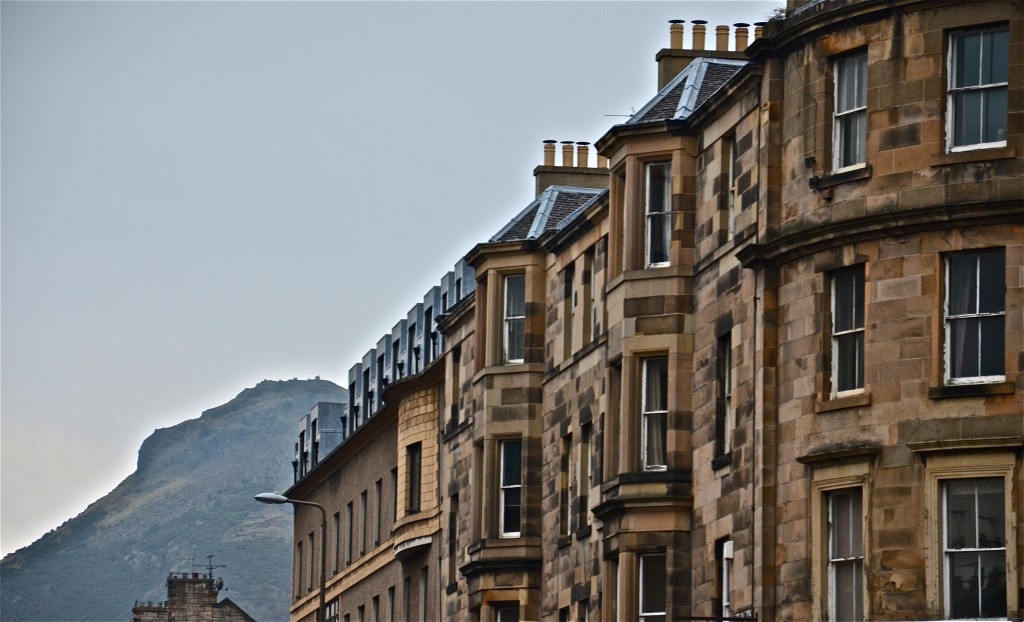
[255,493,328,622]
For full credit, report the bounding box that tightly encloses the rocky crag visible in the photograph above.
[1,378,345,621]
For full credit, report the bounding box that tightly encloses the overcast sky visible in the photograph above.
[1,0,781,557]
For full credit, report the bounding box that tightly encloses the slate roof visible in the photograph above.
[627,58,747,125]
[490,186,606,243]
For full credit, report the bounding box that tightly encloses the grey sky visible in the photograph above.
[1,0,781,557]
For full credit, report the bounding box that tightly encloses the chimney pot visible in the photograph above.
[597,154,609,169]
[716,25,730,51]
[691,20,707,50]
[668,20,684,50]
[754,21,767,39]
[734,23,750,52]
[576,142,591,168]
[543,140,557,166]
[561,141,575,168]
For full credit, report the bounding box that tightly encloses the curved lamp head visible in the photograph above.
[254,492,290,505]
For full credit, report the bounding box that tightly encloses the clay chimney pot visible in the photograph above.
[576,142,591,168]
[560,141,575,168]
[543,140,557,166]
[734,23,750,52]
[691,20,707,51]
[716,25,730,51]
[668,20,684,50]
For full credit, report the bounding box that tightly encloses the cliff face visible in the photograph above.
[1,379,346,622]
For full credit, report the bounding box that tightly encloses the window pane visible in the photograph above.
[649,213,671,265]
[955,32,982,87]
[947,479,979,549]
[640,554,666,614]
[833,559,862,622]
[979,316,1004,376]
[496,607,520,622]
[949,318,980,379]
[834,270,862,331]
[507,317,525,362]
[948,254,978,315]
[976,478,1005,547]
[502,487,521,534]
[854,54,867,108]
[978,251,1005,313]
[949,551,980,618]
[644,412,667,468]
[647,163,670,214]
[505,275,525,316]
[502,441,522,486]
[850,490,863,556]
[979,551,1007,617]
[832,492,853,558]
[983,88,1008,143]
[836,332,863,392]
[954,91,982,147]
[984,29,1009,84]
[644,357,668,411]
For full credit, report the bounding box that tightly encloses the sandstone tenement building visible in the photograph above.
[282,0,1023,620]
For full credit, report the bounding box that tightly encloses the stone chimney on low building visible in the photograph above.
[655,19,763,89]
[533,140,609,197]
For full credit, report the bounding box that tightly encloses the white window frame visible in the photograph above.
[499,439,522,538]
[923,451,1018,618]
[942,478,1008,620]
[833,51,868,172]
[496,605,519,622]
[719,540,734,619]
[503,274,526,364]
[827,489,864,622]
[641,357,668,471]
[639,553,667,622]
[561,433,573,536]
[718,334,734,455]
[944,250,1005,385]
[947,26,1009,152]
[831,267,866,398]
[645,161,672,267]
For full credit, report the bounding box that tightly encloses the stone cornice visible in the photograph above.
[737,201,1022,270]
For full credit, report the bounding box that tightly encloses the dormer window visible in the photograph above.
[645,162,672,267]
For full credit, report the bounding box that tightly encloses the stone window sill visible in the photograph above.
[711,452,732,471]
[930,146,1015,166]
[815,392,871,413]
[928,381,1014,399]
[818,165,871,189]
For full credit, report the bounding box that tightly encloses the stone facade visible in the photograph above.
[284,1,1023,620]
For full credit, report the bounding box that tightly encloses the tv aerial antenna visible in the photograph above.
[203,554,227,576]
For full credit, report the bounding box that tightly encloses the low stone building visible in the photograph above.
[131,572,255,622]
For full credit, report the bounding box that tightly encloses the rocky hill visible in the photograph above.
[0,378,346,621]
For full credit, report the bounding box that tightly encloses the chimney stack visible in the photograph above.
[534,140,610,197]
[734,23,750,52]
[691,20,707,50]
[669,20,684,49]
